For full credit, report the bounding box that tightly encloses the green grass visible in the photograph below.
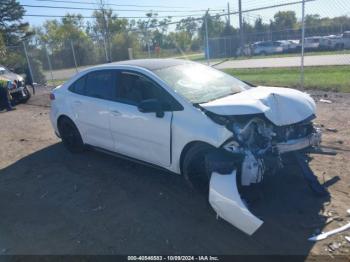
[223,66,350,92]
[47,79,67,86]
[47,65,350,93]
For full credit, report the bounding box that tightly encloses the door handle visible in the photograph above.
[73,100,82,105]
[111,110,121,116]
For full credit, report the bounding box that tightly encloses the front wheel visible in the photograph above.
[182,143,215,194]
[58,118,85,153]
[21,86,31,103]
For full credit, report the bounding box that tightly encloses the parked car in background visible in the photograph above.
[0,65,31,103]
[50,59,322,235]
[319,32,350,50]
[252,41,283,55]
[287,40,300,52]
[302,36,322,51]
[276,40,291,52]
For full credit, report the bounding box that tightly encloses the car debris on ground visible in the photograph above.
[325,128,338,132]
[308,209,350,241]
[319,99,333,104]
[345,236,350,243]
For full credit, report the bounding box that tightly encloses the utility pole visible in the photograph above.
[98,0,111,62]
[22,41,35,85]
[70,40,78,73]
[238,0,244,50]
[227,2,230,26]
[45,45,54,82]
[204,9,210,65]
[300,0,306,89]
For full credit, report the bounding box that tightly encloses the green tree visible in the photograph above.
[199,14,225,40]
[0,0,32,45]
[272,11,297,30]
[39,14,96,69]
[176,17,198,40]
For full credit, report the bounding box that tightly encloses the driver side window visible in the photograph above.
[116,72,159,106]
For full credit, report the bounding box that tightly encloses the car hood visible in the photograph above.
[2,72,23,82]
[200,86,316,126]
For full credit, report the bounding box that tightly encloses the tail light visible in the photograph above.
[50,93,55,100]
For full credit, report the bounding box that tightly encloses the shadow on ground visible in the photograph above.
[0,143,329,255]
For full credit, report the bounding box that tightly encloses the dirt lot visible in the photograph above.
[0,87,350,257]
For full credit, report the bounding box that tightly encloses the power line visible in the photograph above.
[35,0,227,11]
[22,0,317,29]
[23,13,213,19]
[33,0,201,9]
[21,4,225,13]
[145,0,317,29]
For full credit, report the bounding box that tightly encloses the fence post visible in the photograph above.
[22,41,35,85]
[300,0,306,89]
[238,0,244,50]
[70,40,78,73]
[103,37,109,62]
[45,45,54,83]
[147,30,151,58]
[205,10,210,65]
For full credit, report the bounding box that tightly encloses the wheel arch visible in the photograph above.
[179,140,217,175]
[57,114,76,134]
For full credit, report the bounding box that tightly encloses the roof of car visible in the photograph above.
[104,58,192,71]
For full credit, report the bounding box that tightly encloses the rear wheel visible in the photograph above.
[182,143,215,194]
[58,118,85,153]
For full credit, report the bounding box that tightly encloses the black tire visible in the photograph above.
[21,86,31,103]
[182,143,215,194]
[58,118,85,153]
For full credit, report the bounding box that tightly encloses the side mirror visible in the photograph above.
[138,99,164,118]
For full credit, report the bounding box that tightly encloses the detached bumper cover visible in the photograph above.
[209,170,263,235]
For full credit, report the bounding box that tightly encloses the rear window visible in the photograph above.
[85,70,115,100]
[69,76,86,95]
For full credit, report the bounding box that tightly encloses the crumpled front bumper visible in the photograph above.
[209,170,263,235]
[275,128,322,154]
[208,129,322,235]
[9,87,26,96]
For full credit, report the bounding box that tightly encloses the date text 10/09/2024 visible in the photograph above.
[127,256,219,261]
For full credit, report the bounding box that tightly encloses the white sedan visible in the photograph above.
[50,59,321,235]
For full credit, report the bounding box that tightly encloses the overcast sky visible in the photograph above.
[18,0,349,28]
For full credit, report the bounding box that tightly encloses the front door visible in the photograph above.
[109,71,172,167]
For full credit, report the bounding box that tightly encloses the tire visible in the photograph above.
[58,117,85,153]
[21,86,31,103]
[182,143,215,194]
[260,51,267,56]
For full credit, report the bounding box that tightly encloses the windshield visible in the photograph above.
[153,63,250,104]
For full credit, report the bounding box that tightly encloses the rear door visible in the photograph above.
[67,70,117,150]
[108,71,173,167]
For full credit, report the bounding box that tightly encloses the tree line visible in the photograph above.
[1,0,349,83]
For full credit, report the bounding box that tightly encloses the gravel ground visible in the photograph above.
[0,87,349,258]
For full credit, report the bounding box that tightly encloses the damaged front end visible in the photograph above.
[205,113,323,235]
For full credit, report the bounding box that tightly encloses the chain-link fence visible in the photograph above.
[4,33,201,86]
[206,0,350,91]
[2,0,350,91]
